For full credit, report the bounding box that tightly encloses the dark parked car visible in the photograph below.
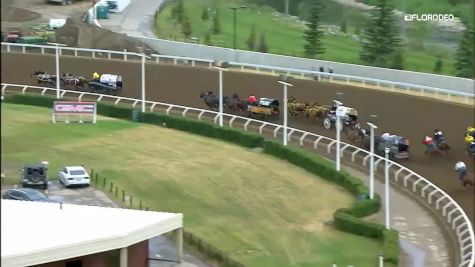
[20,164,48,189]
[1,188,57,203]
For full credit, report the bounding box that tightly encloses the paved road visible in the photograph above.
[99,0,164,38]
[344,167,452,267]
[1,182,212,267]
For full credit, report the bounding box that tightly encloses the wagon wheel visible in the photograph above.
[89,86,96,93]
[323,118,332,129]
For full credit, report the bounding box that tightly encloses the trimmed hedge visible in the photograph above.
[383,230,400,265]
[5,94,399,266]
[139,112,264,149]
[183,230,245,267]
[263,140,398,265]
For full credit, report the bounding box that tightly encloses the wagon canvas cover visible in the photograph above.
[100,74,119,84]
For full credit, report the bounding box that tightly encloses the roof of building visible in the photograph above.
[1,200,182,267]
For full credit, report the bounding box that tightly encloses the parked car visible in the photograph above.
[20,163,48,189]
[2,188,57,203]
[58,166,90,187]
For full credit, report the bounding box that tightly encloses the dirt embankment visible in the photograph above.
[1,0,156,53]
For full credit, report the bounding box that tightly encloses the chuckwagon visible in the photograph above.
[247,98,280,119]
[88,74,123,93]
[323,100,359,130]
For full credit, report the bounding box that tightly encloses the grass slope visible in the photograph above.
[1,103,381,267]
[154,0,456,75]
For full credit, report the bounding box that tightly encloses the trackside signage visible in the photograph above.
[53,101,96,114]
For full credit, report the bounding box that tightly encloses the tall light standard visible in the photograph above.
[140,54,147,113]
[334,92,345,172]
[212,60,229,127]
[230,6,247,50]
[335,106,345,171]
[384,147,391,229]
[367,114,378,200]
[47,42,67,99]
[278,74,293,146]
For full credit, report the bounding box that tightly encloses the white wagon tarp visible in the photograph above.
[100,74,121,84]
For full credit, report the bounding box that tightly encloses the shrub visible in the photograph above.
[139,112,264,148]
[383,229,399,265]
[3,94,55,108]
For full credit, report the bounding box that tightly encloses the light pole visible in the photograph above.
[335,107,345,171]
[278,74,293,146]
[367,120,378,200]
[55,46,60,99]
[230,6,247,50]
[47,42,67,99]
[141,54,146,112]
[212,60,229,127]
[384,147,391,230]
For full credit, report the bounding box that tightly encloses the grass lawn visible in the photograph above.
[1,103,382,267]
[154,0,457,75]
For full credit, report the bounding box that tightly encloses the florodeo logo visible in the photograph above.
[404,14,454,22]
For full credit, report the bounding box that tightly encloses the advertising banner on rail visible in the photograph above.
[53,101,96,114]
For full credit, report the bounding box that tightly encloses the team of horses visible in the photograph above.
[31,71,88,90]
[287,97,331,119]
[199,91,248,112]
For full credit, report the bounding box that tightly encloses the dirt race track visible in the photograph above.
[2,52,474,222]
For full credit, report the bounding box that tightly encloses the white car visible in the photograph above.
[58,166,90,187]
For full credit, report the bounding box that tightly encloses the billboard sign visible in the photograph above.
[53,101,96,114]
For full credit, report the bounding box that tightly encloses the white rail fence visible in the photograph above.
[1,83,474,267]
[1,42,474,105]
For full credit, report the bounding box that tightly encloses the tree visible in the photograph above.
[204,32,212,45]
[201,7,209,20]
[181,16,192,38]
[454,23,474,78]
[303,0,325,58]
[340,19,347,33]
[360,0,401,68]
[257,33,268,53]
[246,24,257,50]
[175,0,185,23]
[390,49,404,70]
[434,57,443,73]
[211,11,221,34]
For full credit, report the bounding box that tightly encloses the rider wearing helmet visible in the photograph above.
[455,161,468,184]
[422,136,435,154]
[247,95,257,105]
[466,126,475,138]
[465,135,474,144]
[92,72,100,81]
[433,129,445,146]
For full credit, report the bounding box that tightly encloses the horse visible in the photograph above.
[200,91,218,109]
[200,91,229,110]
[287,97,308,117]
[346,126,368,143]
[62,76,88,90]
[435,140,450,156]
[31,71,47,77]
[304,105,328,120]
[228,93,248,112]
